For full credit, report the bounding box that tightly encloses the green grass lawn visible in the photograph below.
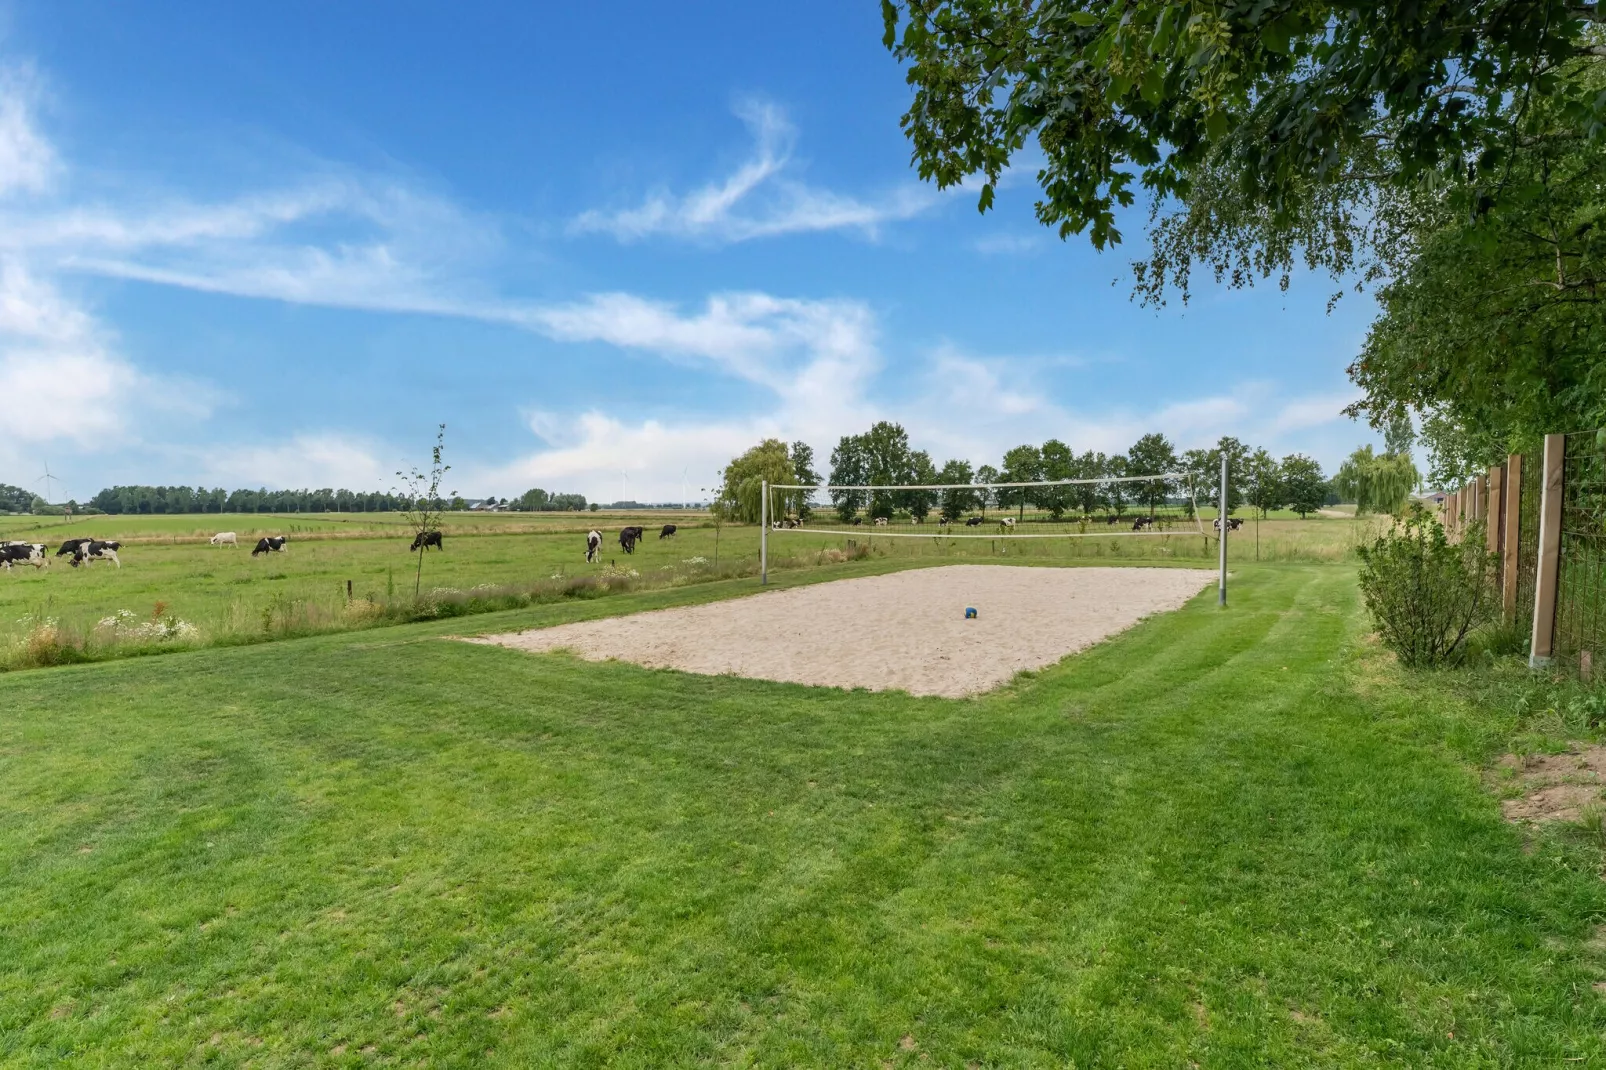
[3,562,1603,1065]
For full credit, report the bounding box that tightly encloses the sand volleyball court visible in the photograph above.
[470,564,1217,697]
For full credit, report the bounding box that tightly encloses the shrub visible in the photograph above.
[1356,504,1498,667]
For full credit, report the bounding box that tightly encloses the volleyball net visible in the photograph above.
[762,471,1210,540]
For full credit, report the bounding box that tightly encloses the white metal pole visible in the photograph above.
[1218,454,1229,607]
[760,478,768,585]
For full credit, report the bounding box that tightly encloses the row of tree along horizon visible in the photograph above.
[0,485,597,517]
[715,424,1416,524]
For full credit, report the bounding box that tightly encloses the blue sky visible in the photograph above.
[0,1,1380,503]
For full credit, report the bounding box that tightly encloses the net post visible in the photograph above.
[760,478,768,586]
[1218,454,1228,607]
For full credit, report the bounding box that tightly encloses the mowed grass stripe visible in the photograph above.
[2,564,1605,1065]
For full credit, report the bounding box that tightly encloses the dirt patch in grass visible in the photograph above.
[468,565,1217,697]
[1495,744,1606,824]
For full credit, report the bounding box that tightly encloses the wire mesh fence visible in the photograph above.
[1556,431,1606,667]
[1516,451,1542,640]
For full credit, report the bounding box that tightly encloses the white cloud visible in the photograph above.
[0,65,56,197]
[569,99,936,244]
[0,260,143,445]
[1267,390,1360,433]
[972,232,1044,256]
[195,433,394,491]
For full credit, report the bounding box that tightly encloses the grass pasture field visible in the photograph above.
[3,562,1605,1065]
[0,511,1388,672]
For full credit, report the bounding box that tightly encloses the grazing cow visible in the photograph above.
[782,515,801,529]
[965,516,983,527]
[999,517,1017,532]
[72,540,121,568]
[659,524,678,539]
[56,538,90,558]
[586,530,602,562]
[1131,516,1154,531]
[852,517,864,526]
[209,531,238,547]
[1105,515,1120,525]
[252,536,288,556]
[618,526,646,554]
[873,517,889,527]
[1212,517,1244,532]
[410,530,444,552]
[0,543,47,570]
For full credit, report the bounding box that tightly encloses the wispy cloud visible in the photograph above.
[569,99,936,244]
[0,64,56,197]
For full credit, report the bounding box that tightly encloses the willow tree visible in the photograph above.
[1335,446,1419,516]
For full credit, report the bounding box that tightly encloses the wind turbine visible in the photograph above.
[35,460,61,505]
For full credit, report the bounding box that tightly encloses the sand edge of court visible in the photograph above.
[466,564,1218,698]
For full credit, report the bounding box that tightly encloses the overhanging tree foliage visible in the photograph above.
[881,0,1599,252]
[882,2,1606,481]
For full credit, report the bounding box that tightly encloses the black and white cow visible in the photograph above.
[586,530,602,562]
[72,540,120,568]
[252,536,288,556]
[659,524,678,539]
[0,543,47,570]
[410,530,444,552]
[618,526,646,554]
[1212,517,1244,532]
[1131,516,1155,531]
[56,538,90,558]
[965,516,984,527]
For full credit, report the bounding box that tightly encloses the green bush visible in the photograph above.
[1356,504,1498,668]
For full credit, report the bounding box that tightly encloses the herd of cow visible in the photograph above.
[585,524,677,562]
[1,538,123,570]
[0,532,296,573]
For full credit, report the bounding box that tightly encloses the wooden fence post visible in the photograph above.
[1502,454,1521,621]
[1486,465,1503,555]
[1529,434,1566,668]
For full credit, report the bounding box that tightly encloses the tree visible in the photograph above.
[1071,451,1103,516]
[829,421,921,521]
[1102,453,1130,516]
[974,464,1000,516]
[1280,454,1327,519]
[904,449,939,521]
[1344,74,1606,482]
[829,435,870,523]
[1334,445,1420,516]
[716,439,794,524]
[790,441,821,520]
[1000,444,1043,520]
[1242,448,1283,519]
[0,484,32,513]
[395,424,453,598]
[880,0,1599,268]
[936,458,977,521]
[1038,439,1075,520]
[518,487,552,511]
[1126,433,1178,518]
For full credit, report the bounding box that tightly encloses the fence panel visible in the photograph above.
[1556,431,1606,668]
[1515,452,1543,637]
